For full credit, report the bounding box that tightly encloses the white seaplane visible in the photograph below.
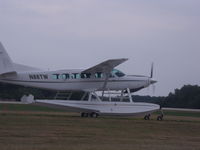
[0,42,163,120]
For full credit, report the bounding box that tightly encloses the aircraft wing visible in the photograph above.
[82,58,128,73]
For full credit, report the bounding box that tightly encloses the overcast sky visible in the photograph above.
[0,0,200,96]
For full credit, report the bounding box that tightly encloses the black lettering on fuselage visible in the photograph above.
[29,74,49,80]
[29,75,34,80]
[43,75,48,79]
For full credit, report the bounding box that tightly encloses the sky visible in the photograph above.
[0,0,200,96]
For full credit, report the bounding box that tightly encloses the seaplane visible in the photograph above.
[0,42,163,120]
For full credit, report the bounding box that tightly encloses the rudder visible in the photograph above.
[0,42,15,75]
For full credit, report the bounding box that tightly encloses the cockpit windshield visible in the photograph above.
[112,69,125,77]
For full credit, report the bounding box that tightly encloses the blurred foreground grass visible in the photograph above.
[0,104,200,150]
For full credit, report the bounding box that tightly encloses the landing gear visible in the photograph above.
[90,112,99,118]
[144,114,151,120]
[157,109,164,121]
[157,115,163,121]
[81,112,89,117]
[143,111,164,121]
[81,112,99,118]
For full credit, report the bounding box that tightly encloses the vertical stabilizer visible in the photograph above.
[0,42,15,74]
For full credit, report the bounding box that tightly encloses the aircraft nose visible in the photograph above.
[150,79,157,84]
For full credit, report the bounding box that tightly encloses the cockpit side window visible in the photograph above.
[112,69,125,77]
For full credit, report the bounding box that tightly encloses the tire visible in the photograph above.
[85,113,89,117]
[81,112,84,117]
[157,116,163,121]
[81,112,89,117]
[90,112,98,118]
[144,115,150,120]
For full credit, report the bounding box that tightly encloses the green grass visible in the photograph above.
[162,110,200,118]
[1,103,200,117]
[153,110,200,118]
[0,104,200,150]
[0,104,65,112]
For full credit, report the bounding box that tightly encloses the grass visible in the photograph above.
[0,104,200,150]
[0,104,65,112]
[154,110,200,118]
[162,111,200,117]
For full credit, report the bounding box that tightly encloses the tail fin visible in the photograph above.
[0,42,16,75]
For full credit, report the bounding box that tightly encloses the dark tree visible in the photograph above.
[0,83,200,109]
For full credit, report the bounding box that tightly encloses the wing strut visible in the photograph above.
[101,72,110,97]
[81,58,128,95]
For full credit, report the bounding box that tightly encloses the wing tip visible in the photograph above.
[109,58,128,61]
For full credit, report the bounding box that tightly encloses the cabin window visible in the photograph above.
[95,72,103,78]
[71,73,81,79]
[62,73,70,79]
[81,73,91,79]
[52,74,60,79]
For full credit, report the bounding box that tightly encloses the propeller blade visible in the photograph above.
[150,62,154,78]
[152,84,156,95]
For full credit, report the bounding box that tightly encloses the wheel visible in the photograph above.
[81,112,89,117]
[81,113,85,118]
[90,112,99,118]
[144,114,150,120]
[157,115,163,121]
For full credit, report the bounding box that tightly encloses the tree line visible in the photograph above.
[133,85,200,109]
[0,83,199,109]
[0,83,56,100]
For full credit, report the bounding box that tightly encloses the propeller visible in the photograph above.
[152,84,156,95]
[150,62,154,78]
[146,84,156,95]
[149,62,157,95]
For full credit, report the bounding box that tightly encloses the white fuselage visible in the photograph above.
[0,69,152,92]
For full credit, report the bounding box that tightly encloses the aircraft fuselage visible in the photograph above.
[0,69,153,92]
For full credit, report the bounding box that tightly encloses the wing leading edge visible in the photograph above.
[82,58,128,74]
